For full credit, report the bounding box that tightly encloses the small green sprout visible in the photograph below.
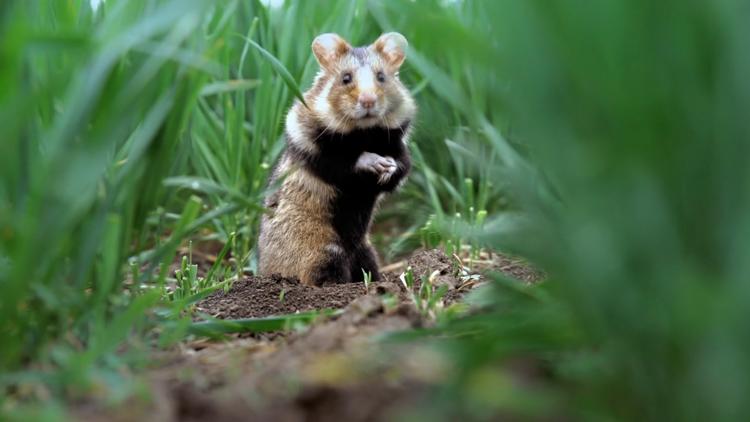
[400,267,448,319]
[173,255,201,301]
[362,269,373,292]
[399,266,416,290]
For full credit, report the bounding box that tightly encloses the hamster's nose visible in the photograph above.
[358,92,377,109]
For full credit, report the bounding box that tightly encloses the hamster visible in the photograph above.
[258,32,416,285]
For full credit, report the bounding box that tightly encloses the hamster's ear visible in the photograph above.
[371,32,408,69]
[312,33,351,70]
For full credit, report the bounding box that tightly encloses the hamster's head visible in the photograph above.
[309,32,416,132]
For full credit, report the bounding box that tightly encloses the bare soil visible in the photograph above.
[195,274,368,320]
[77,249,542,422]
[195,248,542,321]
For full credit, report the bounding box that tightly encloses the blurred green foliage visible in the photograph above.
[430,1,750,421]
[1,0,749,420]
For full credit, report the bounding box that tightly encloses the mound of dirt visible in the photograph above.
[407,248,454,276]
[195,275,368,320]
[195,248,543,321]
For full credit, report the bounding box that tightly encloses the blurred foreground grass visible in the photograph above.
[1,0,749,420]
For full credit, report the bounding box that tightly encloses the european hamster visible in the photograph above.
[258,32,416,285]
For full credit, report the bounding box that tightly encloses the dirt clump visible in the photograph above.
[407,248,454,277]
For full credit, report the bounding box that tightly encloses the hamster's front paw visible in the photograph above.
[355,152,397,184]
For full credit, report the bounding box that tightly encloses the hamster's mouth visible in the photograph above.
[350,113,381,128]
[356,110,380,120]
[350,106,383,121]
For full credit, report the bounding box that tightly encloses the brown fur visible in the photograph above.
[258,161,338,285]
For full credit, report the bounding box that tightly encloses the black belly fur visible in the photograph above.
[286,122,411,282]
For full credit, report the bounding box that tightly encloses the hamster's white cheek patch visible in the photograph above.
[286,109,316,153]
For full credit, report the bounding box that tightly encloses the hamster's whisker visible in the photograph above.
[383,114,392,143]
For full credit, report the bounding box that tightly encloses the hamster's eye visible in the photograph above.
[376,71,386,83]
[342,72,352,85]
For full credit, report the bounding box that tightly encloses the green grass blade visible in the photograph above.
[238,35,308,108]
[199,79,261,96]
[186,309,341,337]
